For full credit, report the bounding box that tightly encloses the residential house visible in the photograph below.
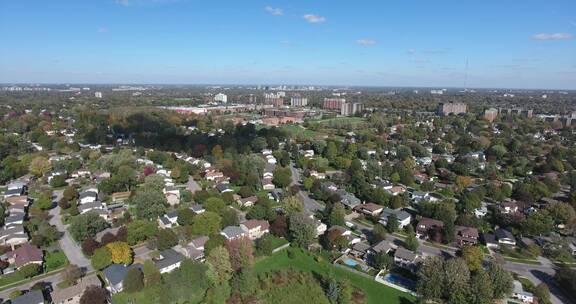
[369,240,394,256]
[220,226,247,240]
[103,264,143,294]
[500,199,519,214]
[3,188,25,199]
[79,191,98,205]
[327,225,361,245]
[7,205,26,215]
[216,183,233,193]
[5,195,30,207]
[388,185,406,196]
[153,249,184,274]
[310,171,326,179]
[379,208,411,228]
[111,191,131,203]
[349,242,371,259]
[182,236,209,260]
[495,228,516,246]
[416,217,444,240]
[78,201,106,215]
[238,196,258,207]
[190,204,205,214]
[6,243,43,269]
[4,214,25,228]
[337,190,361,209]
[394,247,419,272]
[512,281,535,303]
[313,218,327,236]
[240,220,270,240]
[205,170,224,181]
[482,233,499,249]
[354,203,384,217]
[158,211,179,229]
[454,226,479,247]
[11,290,45,304]
[51,275,102,304]
[165,191,180,206]
[262,178,275,190]
[0,225,28,247]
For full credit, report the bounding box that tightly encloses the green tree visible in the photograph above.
[123,267,144,293]
[69,212,109,241]
[289,212,316,248]
[468,269,494,304]
[487,262,513,299]
[282,196,304,216]
[328,203,346,227]
[204,197,226,213]
[29,156,51,177]
[156,229,178,250]
[191,211,222,236]
[386,214,399,233]
[373,252,393,270]
[404,231,419,252]
[371,224,387,244]
[91,247,112,270]
[132,188,167,220]
[206,246,233,285]
[461,245,484,272]
[142,260,162,286]
[416,256,445,302]
[177,208,195,226]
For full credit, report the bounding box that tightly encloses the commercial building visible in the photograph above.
[484,108,498,122]
[341,102,364,116]
[323,98,345,110]
[214,93,228,103]
[290,97,308,107]
[437,102,467,116]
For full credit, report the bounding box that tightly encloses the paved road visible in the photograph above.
[50,190,92,272]
[289,162,325,214]
[0,271,65,301]
[186,176,201,193]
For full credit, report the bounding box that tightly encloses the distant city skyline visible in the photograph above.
[1,0,575,89]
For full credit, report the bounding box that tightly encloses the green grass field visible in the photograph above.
[277,124,322,139]
[254,247,415,304]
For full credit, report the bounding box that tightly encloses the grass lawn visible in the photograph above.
[270,236,289,249]
[277,124,322,139]
[254,247,415,304]
[314,117,367,125]
[45,250,69,272]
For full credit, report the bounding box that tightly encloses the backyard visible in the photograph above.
[254,247,415,304]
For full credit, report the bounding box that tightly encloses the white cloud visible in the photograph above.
[356,39,376,46]
[265,6,283,16]
[532,32,573,40]
[98,27,109,33]
[303,14,326,24]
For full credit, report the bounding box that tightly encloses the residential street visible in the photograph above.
[49,190,92,272]
[290,162,325,213]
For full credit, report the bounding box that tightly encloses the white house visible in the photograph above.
[153,249,184,274]
[240,220,270,240]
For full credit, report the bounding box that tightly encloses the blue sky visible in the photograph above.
[1,0,575,89]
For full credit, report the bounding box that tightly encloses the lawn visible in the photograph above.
[277,124,323,139]
[254,247,415,304]
[45,250,69,272]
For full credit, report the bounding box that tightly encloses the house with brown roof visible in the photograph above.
[6,243,43,269]
[51,275,102,304]
[240,220,270,240]
[354,203,384,217]
[111,191,131,203]
[237,196,258,207]
[416,217,444,241]
[454,226,479,247]
[5,195,29,207]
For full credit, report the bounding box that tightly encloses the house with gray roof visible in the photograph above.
[220,226,247,240]
[379,208,411,228]
[103,264,143,294]
[11,289,44,304]
[153,249,184,274]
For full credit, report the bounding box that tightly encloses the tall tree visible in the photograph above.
[289,212,316,248]
[123,267,144,293]
[206,246,233,285]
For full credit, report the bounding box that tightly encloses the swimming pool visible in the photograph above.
[383,273,416,290]
[343,258,358,267]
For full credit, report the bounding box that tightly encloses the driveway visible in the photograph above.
[186,176,201,193]
[49,190,92,272]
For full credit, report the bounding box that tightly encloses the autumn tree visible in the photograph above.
[105,242,133,265]
[206,246,233,285]
[225,237,254,271]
